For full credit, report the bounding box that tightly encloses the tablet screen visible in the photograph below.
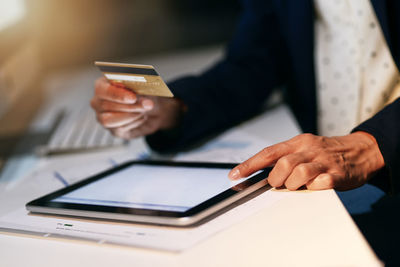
[51,164,251,212]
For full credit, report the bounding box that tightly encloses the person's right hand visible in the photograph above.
[90,77,183,139]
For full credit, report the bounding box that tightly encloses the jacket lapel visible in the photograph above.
[370,0,391,52]
[371,0,400,69]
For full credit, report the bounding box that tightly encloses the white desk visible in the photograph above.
[0,47,382,266]
[0,190,380,267]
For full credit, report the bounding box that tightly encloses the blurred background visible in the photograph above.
[0,0,240,167]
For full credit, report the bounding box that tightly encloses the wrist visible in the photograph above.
[159,97,187,130]
[350,131,385,175]
[352,131,378,145]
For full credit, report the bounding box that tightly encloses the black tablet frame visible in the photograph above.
[26,160,270,220]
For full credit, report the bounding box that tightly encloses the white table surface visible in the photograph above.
[0,189,381,267]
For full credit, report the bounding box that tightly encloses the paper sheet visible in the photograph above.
[173,131,267,163]
[0,189,291,252]
[4,138,150,193]
[173,104,301,163]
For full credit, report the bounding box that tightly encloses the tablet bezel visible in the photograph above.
[26,160,270,226]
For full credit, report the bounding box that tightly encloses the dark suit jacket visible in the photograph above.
[146,0,400,194]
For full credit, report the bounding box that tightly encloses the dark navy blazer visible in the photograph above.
[146,0,400,193]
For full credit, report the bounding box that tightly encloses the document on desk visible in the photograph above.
[0,190,292,252]
[172,104,301,163]
[3,137,151,192]
[0,104,301,252]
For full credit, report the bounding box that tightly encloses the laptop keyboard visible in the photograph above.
[39,106,126,155]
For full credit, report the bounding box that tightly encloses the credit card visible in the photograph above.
[95,61,174,97]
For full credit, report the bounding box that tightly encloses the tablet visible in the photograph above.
[26,161,270,226]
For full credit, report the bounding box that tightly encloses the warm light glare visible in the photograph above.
[0,0,26,31]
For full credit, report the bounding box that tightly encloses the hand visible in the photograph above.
[90,77,183,139]
[228,132,385,191]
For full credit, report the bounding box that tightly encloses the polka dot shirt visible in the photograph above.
[314,0,400,136]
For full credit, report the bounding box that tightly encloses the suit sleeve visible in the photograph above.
[353,98,400,195]
[146,0,289,152]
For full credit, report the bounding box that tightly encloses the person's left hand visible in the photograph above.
[228,132,385,191]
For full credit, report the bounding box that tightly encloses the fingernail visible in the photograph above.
[124,95,136,104]
[142,99,154,110]
[229,169,240,180]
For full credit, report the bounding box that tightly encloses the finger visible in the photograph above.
[267,152,313,188]
[110,81,125,88]
[95,77,137,104]
[305,172,340,190]
[110,115,147,139]
[139,98,154,111]
[97,112,143,128]
[284,162,327,191]
[228,142,293,180]
[125,119,160,139]
[91,98,153,113]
